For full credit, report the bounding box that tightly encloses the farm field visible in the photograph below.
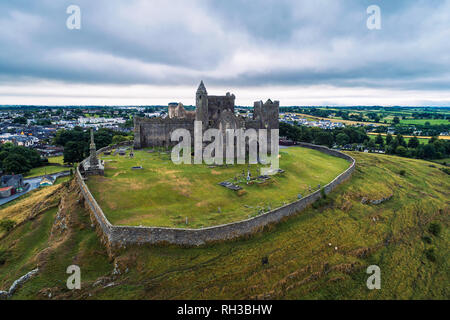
[287,107,450,127]
[0,152,448,299]
[367,132,450,141]
[86,147,350,228]
[294,113,387,126]
[368,133,429,144]
[386,118,449,125]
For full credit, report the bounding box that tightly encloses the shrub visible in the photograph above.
[422,236,432,244]
[428,222,442,237]
[0,219,16,232]
[440,168,450,175]
[425,248,437,262]
[312,196,333,210]
[399,170,406,176]
[0,249,10,265]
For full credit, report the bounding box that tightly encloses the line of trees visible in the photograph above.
[380,134,450,159]
[53,127,132,164]
[280,122,369,148]
[280,122,450,161]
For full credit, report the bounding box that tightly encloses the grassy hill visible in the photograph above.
[0,151,448,300]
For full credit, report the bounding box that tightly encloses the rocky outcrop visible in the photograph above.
[361,194,393,205]
[0,268,39,299]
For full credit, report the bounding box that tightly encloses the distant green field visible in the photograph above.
[47,155,65,165]
[86,148,350,228]
[370,135,429,144]
[24,165,67,178]
[399,119,449,125]
[430,158,450,165]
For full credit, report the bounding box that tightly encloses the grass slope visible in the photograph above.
[86,147,349,228]
[0,152,448,300]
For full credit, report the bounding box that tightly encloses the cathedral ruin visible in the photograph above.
[133,81,279,149]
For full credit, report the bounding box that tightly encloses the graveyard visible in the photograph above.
[85,147,350,228]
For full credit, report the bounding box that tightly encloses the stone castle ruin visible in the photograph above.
[133,81,279,149]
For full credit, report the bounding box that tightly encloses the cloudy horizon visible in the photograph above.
[0,0,450,106]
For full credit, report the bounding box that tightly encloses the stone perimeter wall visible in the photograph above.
[76,142,355,247]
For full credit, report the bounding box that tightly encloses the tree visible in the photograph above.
[53,127,85,147]
[2,153,31,174]
[375,134,384,146]
[429,136,438,144]
[395,134,407,147]
[423,144,436,159]
[393,116,400,124]
[336,133,350,146]
[408,136,420,149]
[112,135,128,145]
[13,117,27,125]
[93,129,114,149]
[386,133,393,145]
[315,131,334,147]
[395,146,408,157]
[63,142,85,164]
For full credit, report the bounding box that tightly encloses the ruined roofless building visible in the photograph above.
[133,81,279,149]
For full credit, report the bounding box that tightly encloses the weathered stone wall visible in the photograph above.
[76,143,355,247]
[134,117,195,149]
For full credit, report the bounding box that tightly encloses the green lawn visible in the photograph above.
[86,147,350,228]
[47,155,65,165]
[24,165,69,178]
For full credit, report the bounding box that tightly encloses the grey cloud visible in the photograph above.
[0,0,449,92]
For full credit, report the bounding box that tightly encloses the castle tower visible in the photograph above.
[195,80,209,127]
[89,128,98,167]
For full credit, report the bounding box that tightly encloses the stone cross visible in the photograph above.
[89,128,98,167]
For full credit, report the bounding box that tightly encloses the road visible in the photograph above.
[0,171,70,207]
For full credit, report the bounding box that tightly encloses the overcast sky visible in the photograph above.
[0,0,449,106]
